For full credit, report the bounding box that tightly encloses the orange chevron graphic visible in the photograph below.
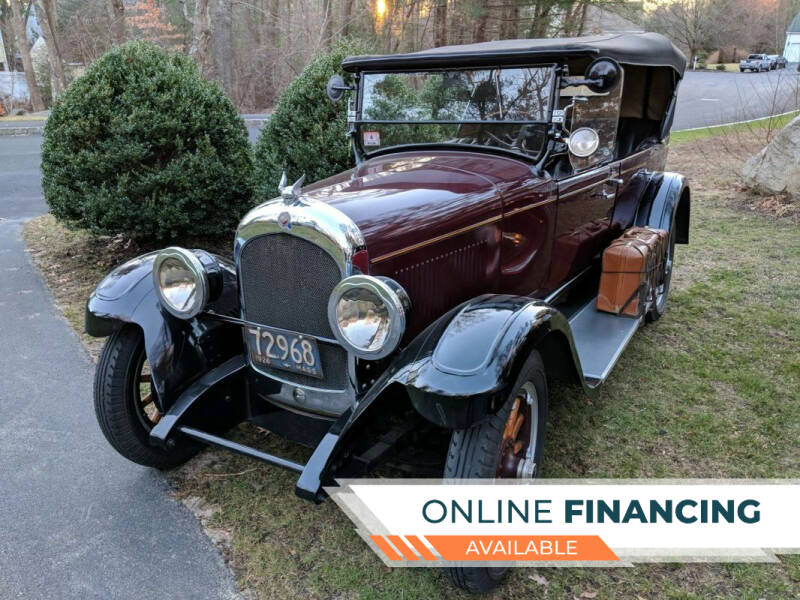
[387,535,420,561]
[370,535,403,561]
[406,535,438,561]
[370,535,617,562]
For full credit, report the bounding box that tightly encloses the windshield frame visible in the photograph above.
[352,63,559,163]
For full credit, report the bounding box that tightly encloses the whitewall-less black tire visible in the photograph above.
[94,325,198,469]
[444,351,548,593]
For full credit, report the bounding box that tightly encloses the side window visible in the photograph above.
[561,68,624,171]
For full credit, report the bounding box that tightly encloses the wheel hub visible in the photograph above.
[496,382,538,478]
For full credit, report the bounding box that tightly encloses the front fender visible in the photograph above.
[394,294,582,428]
[295,293,582,500]
[85,252,243,411]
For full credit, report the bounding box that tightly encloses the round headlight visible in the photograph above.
[327,275,410,359]
[152,247,209,319]
[567,127,600,158]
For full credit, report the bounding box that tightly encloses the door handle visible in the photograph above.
[608,177,623,185]
[592,190,615,200]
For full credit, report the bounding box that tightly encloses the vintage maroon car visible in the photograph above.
[86,33,689,591]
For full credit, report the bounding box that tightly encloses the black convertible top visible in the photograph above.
[343,33,686,78]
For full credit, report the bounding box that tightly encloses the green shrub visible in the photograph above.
[42,41,253,241]
[253,38,369,203]
[715,63,727,71]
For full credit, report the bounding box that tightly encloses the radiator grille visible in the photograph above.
[239,233,348,390]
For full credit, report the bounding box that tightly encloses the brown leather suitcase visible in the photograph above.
[621,227,668,290]
[597,237,653,317]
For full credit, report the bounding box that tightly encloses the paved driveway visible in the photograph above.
[0,135,239,599]
[673,68,800,129]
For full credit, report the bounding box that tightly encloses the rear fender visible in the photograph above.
[636,171,690,244]
[85,252,243,412]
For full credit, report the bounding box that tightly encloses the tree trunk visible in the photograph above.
[0,14,15,71]
[322,0,333,49]
[434,0,447,47]
[578,0,589,36]
[109,0,125,44]
[9,0,44,111]
[500,3,519,39]
[342,0,354,37]
[474,0,490,43]
[188,0,214,79]
[212,0,235,98]
[268,0,279,47]
[32,0,67,97]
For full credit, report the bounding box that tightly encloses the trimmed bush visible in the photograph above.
[42,41,253,241]
[253,38,369,203]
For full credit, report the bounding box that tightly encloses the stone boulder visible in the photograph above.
[741,115,800,199]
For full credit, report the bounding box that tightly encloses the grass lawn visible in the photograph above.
[704,63,740,73]
[671,111,799,144]
[24,132,800,599]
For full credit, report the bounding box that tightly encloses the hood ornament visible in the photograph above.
[278,171,306,202]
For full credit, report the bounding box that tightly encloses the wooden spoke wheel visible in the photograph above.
[134,354,161,429]
[496,382,539,478]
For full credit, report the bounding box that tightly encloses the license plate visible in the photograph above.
[245,325,324,379]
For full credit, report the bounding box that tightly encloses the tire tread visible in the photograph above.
[444,352,548,593]
[94,326,196,469]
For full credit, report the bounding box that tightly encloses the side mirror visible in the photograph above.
[583,58,621,94]
[326,75,352,103]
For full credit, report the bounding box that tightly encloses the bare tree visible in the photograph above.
[9,0,44,111]
[0,6,15,70]
[342,0,355,36]
[109,0,125,44]
[646,0,731,61]
[500,1,520,39]
[181,0,214,78]
[434,0,447,46]
[212,0,235,97]
[473,0,491,43]
[33,0,67,97]
[322,0,333,48]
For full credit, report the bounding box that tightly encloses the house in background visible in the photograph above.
[0,29,31,105]
[785,12,800,62]
[0,6,43,107]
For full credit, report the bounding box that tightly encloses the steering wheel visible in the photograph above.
[486,126,529,151]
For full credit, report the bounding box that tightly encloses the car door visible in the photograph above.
[499,177,557,297]
[545,165,619,290]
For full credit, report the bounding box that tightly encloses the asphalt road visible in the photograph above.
[0,135,239,599]
[673,68,800,129]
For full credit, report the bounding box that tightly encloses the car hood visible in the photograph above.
[302,150,537,260]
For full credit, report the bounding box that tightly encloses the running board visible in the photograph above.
[568,298,641,387]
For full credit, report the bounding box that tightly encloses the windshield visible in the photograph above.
[747,55,761,59]
[357,66,554,160]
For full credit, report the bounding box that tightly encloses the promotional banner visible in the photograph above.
[327,480,800,567]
